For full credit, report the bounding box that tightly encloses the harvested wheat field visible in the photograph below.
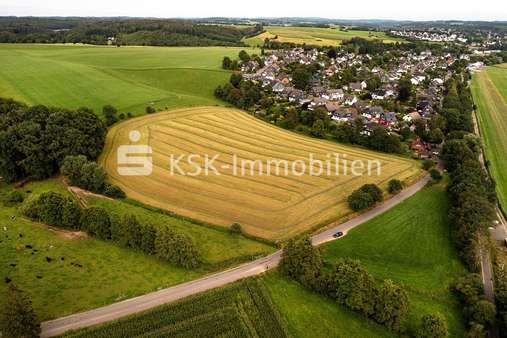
[100,107,422,240]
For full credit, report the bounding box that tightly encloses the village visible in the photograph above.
[236,46,465,158]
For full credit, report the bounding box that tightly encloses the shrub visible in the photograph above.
[155,226,202,268]
[80,207,111,240]
[332,259,376,316]
[374,279,410,332]
[422,159,435,171]
[140,224,157,255]
[388,179,403,194]
[102,183,126,199]
[467,300,496,328]
[123,214,143,249]
[0,284,40,338]
[4,190,24,205]
[465,324,487,338]
[416,313,448,338]
[80,162,107,192]
[61,199,82,230]
[146,106,156,114]
[430,169,443,181]
[103,105,118,126]
[61,155,124,198]
[347,190,375,211]
[230,223,242,234]
[451,274,483,305]
[61,155,88,186]
[360,184,383,202]
[35,192,67,226]
[279,237,322,288]
[21,191,81,230]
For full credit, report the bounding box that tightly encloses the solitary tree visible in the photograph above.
[416,314,449,338]
[397,77,412,102]
[238,50,250,62]
[388,179,404,194]
[280,237,322,288]
[292,67,311,90]
[102,105,118,126]
[222,56,232,69]
[0,285,40,338]
[230,223,242,234]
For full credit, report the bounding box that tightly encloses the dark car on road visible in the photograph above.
[333,231,344,238]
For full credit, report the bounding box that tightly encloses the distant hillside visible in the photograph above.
[0,17,263,46]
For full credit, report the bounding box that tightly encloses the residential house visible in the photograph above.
[344,94,358,106]
[326,89,344,101]
[403,111,422,122]
[272,82,285,93]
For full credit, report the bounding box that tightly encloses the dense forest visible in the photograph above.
[0,17,262,46]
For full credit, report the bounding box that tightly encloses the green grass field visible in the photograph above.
[0,179,273,321]
[263,273,395,338]
[320,185,466,336]
[101,107,422,240]
[244,26,405,46]
[471,65,507,211]
[63,279,289,338]
[0,44,256,116]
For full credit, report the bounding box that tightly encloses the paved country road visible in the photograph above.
[41,174,430,337]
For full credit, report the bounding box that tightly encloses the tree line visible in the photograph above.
[437,72,498,337]
[279,237,448,336]
[0,17,262,46]
[21,191,202,269]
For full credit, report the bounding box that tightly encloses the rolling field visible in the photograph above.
[0,44,255,115]
[0,179,273,320]
[471,65,507,211]
[244,26,405,46]
[100,106,422,240]
[321,185,466,336]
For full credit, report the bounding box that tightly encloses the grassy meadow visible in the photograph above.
[0,179,273,321]
[321,185,466,336]
[471,65,507,211]
[263,273,395,338]
[0,44,256,116]
[100,107,422,240]
[244,26,405,46]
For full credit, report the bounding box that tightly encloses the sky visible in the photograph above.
[1,0,506,21]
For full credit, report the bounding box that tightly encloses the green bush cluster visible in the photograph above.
[61,155,125,199]
[347,184,383,211]
[22,192,82,230]
[452,274,496,335]
[388,179,404,194]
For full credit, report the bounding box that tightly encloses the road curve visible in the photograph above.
[41,174,430,337]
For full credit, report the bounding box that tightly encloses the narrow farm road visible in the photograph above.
[41,174,430,337]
